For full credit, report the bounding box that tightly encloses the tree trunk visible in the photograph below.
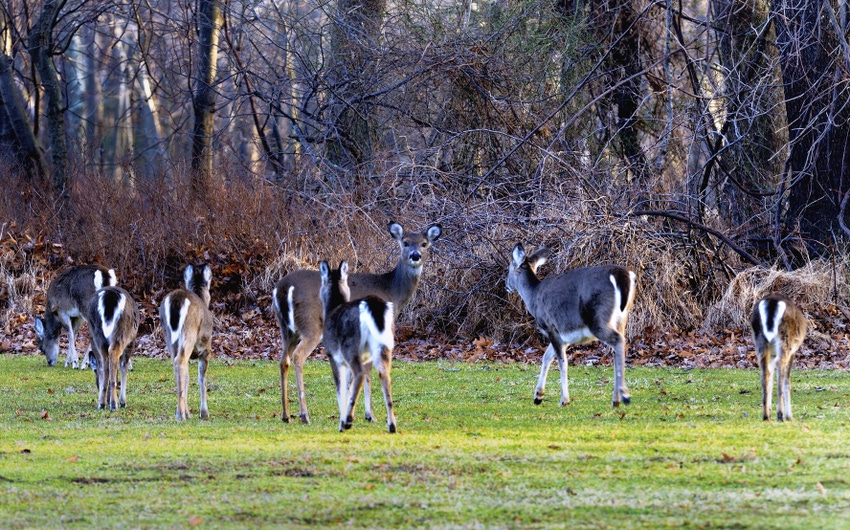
[191,0,223,194]
[28,0,68,199]
[773,0,850,254]
[325,0,386,177]
[0,52,48,181]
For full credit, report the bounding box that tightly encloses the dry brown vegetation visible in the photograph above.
[2,166,849,370]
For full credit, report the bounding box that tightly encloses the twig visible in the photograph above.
[630,209,760,265]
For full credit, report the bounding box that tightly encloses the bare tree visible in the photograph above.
[191,0,223,192]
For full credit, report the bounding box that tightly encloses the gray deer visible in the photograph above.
[319,260,397,433]
[506,244,637,408]
[85,286,139,411]
[272,221,441,424]
[160,264,214,421]
[751,293,807,421]
[35,265,117,368]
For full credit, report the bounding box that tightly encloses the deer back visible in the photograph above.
[86,286,140,353]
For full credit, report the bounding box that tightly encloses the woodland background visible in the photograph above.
[2,0,850,368]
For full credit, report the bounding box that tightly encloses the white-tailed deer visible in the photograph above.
[272,221,442,424]
[751,293,807,422]
[159,264,214,421]
[35,265,118,368]
[506,244,637,408]
[85,286,139,411]
[320,260,397,433]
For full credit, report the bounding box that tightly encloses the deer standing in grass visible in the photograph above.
[506,244,637,408]
[751,293,807,422]
[320,260,397,433]
[85,286,139,411]
[160,264,214,421]
[272,222,442,424]
[35,265,118,368]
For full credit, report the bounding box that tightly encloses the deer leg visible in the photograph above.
[334,361,350,431]
[376,347,396,433]
[782,358,793,421]
[293,336,320,424]
[198,354,209,420]
[279,334,293,423]
[173,350,190,421]
[72,317,87,369]
[534,344,557,405]
[345,362,366,431]
[59,314,76,368]
[118,352,129,408]
[362,361,375,422]
[107,348,120,412]
[553,343,570,406]
[95,349,107,409]
[760,349,774,421]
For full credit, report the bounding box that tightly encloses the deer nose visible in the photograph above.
[409,251,422,263]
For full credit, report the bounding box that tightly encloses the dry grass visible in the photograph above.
[3,164,850,357]
[704,260,847,332]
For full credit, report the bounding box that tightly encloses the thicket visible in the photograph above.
[3,161,848,354]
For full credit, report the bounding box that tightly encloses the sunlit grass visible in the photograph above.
[1,355,848,528]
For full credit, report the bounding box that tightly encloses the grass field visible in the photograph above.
[1,354,848,528]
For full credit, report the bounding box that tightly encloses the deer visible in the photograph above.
[159,264,214,421]
[319,260,397,433]
[35,265,118,369]
[272,221,442,424]
[84,286,139,411]
[750,293,807,422]
[506,244,637,408]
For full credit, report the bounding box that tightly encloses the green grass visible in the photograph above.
[1,355,849,528]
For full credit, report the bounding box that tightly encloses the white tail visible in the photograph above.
[85,286,139,411]
[506,244,637,408]
[320,260,397,433]
[159,264,214,421]
[35,265,118,369]
[272,221,442,424]
[751,293,807,421]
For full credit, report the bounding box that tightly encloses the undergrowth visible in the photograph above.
[2,166,850,356]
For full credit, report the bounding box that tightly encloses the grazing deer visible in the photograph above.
[272,221,442,424]
[506,244,637,408]
[85,286,139,411]
[35,265,118,369]
[751,293,807,422]
[320,260,397,433]
[160,264,214,421]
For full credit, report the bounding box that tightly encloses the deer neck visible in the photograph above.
[385,258,421,309]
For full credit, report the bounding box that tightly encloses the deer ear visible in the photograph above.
[339,261,349,279]
[184,265,195,289]
[528,247,550,271]
[35,318,44,338]
[202,264,212,284]
[319,261,330,281]
[388,222,404,241]
[426,224,443,242]
[511,244,526,267]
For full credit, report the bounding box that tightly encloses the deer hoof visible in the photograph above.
[621,395,631,406]
[533,398,543,405]
[388,423,397,434]
[299,414,310,425]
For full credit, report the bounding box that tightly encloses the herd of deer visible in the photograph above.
[32,222,808,431]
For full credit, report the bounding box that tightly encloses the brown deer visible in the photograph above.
[159,264,214,421]
[319,260,397,433]
[506,244,637,408]
[85,286,139,411]
[272,221,441,424]
[751,293,807,421]
[35,265,118,368]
